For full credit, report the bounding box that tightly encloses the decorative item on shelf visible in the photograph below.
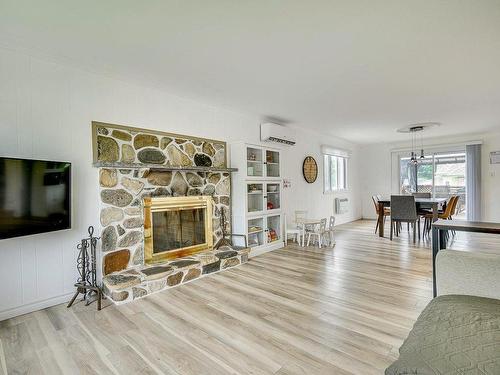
[266,153,273,163]
[67,226,104,311]
[248,184,261,193]
[267,185,278,192]
[249,226,262,233]
[267,228,278,242]
[267,202,274,210]
[249,237,259,246]
[248,153,257,161]
[302,156,318,183]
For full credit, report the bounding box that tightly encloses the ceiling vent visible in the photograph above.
[260,123,296,146]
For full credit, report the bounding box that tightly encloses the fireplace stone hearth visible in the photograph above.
[103,246,249,303]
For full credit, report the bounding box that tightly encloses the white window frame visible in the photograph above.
[323,154,348,193]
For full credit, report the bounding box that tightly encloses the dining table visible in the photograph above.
[295,218,323,247]
[376,197,447,237]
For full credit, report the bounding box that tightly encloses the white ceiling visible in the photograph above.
[2,0,500,144]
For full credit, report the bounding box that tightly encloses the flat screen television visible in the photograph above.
[0,157,71,240]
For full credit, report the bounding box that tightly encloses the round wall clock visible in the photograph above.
[302,156,318,183]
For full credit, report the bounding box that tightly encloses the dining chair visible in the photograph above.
[390,195,419,243]
[412,192,432,233]
[423,196,458,236]
[306,218,327,248]
[448,195,460,237]
[284,214,302,244]
[325,215,336,246]
[449,195,459,219]
[372,195,390,234]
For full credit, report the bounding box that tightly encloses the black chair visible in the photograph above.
[390,195,419,243]
[412,192,431,232]
[412,192,431,198]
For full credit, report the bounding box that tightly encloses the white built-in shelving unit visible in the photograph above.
[231,142,284,257]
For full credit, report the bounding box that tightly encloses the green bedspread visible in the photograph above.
[386,295,500,375]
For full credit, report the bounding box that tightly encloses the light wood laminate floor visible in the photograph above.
[1,219,499,375]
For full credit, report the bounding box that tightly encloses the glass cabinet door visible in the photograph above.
[247,217,264,247]
[266,215,281,244]
[247,183,264,214]
[265,183,280,212]
[265,150,280,178]
[247,147,263,177]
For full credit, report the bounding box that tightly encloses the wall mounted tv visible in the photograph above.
[0,157,71,240]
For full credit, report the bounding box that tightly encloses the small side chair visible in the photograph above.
[306,218,328,248]
[285,214,302,244]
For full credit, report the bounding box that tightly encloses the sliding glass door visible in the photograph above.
[399,151,466,217]
[400,155,433,195]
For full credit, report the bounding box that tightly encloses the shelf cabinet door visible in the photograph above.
[246,146,264,177]
[265,182,281,212]
[265,149,280,178]
[265,214,282,244]
[247,183,264,214]
[247,217,265,247]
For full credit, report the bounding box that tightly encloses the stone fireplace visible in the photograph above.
[92,122,249,304]
[143,195,214,263]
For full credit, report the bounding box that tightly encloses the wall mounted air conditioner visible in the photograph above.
[260,123,296,146]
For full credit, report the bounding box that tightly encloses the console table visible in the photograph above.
[431,219,500,297]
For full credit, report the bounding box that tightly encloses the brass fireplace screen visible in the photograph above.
[143,196,214,263]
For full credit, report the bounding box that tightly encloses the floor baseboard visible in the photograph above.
[0,293,74,321]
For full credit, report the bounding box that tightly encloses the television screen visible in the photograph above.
[0,158,71,240]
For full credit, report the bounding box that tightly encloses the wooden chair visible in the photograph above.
[449,195,459,219]
[423,196,458,236]
[390,195,419,243]
[372,195,390,234]
[306,218,328,248]
[448,196,460,237]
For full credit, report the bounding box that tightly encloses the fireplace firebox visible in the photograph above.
[143,196,214,263]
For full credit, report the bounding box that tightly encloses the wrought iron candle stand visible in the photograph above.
[67,226,104,311]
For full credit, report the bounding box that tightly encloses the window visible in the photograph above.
[324,154,347,192]
[398,150,466,217]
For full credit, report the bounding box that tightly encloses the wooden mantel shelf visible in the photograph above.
[93,161,238,173]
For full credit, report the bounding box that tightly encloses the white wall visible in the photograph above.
[282,127,361,227]
[359,131,500,221]
[0,46,361,320]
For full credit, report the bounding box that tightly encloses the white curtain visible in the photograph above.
[466,144,481,221]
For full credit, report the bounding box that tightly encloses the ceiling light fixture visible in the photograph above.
[397,122,440,165]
